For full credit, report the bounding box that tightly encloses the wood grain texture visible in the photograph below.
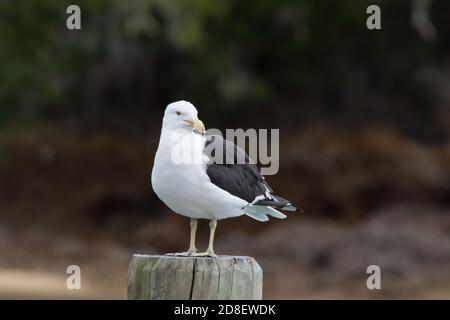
[127,254,263,300]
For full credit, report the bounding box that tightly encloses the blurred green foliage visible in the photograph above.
[0,0,448,139]
[0,0,108,127]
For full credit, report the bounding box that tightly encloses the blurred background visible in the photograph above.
[1,0,450,299]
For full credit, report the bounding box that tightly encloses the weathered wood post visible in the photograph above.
[127,254,263,299]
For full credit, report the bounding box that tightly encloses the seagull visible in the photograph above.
[151,101,297,257]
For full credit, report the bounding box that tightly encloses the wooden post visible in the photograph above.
[127,254,263,300]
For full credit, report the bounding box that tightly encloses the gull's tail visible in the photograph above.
[244,205,288,222]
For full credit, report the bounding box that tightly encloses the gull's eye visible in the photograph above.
[176,111,181,116]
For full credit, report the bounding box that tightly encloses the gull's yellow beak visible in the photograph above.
[185,118,205,134]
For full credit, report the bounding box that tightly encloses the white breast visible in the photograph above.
[151,129,247,220]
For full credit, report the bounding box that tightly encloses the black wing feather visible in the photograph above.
[204,135,292,208]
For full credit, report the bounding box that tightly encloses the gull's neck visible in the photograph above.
[155,128,205,166]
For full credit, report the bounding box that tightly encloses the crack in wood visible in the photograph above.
[189,258,196,300]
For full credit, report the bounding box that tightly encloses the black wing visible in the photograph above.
[204,134,293,208]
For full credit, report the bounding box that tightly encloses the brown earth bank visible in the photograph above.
[1,125,449,221]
